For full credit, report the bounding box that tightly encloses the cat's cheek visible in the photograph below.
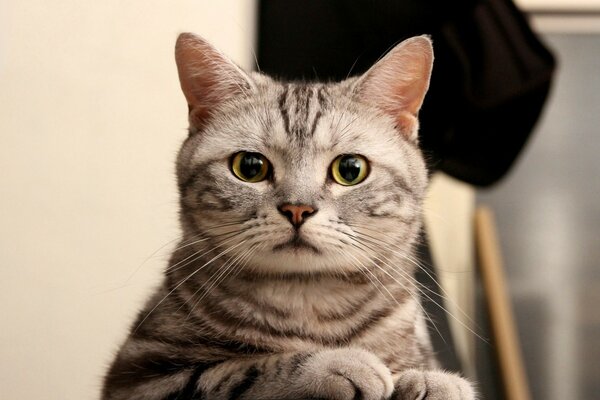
[328,184,348,201]
[217,177,272,209]
[331,187,384,221]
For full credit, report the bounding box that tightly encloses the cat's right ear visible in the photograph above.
[353,36,433,142]
[175,33,254,132]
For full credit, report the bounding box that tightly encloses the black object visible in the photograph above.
[257,0,555,186]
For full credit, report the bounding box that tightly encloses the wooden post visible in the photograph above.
[475,206,531,400]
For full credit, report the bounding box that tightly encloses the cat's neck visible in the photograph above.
[163,244,419,349]
[169,249,414,319]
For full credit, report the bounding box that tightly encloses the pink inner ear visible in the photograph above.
[395,112,419,136]
[394,64,431,115]
[178,62,226,131]
[357,36,433,140]
[175,33,251,131]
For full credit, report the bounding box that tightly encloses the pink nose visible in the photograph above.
[278,204,317,227]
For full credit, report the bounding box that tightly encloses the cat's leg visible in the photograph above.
[103,347,393,400]
[392,369,476,400]
[201,348,394,400]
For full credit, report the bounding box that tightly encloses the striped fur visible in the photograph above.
[102,34,475,400]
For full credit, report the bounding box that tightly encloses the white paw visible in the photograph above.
[393,369,475,400]
[295,348,394,400]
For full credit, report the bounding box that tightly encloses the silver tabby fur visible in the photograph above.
[102,33,475,400]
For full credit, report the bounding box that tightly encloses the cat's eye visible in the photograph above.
[231,152,270,183]
[331,154,369,186]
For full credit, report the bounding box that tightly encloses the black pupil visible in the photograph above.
[240,153,264,179]
[339,156,362,182]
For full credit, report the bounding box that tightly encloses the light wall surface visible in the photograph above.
[516,0,600,10]
[0,1,256,399]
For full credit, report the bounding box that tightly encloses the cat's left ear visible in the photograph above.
[354,36,433,142]
[175,33,254,132]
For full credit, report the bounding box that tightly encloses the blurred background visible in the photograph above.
[477,32,600,400]
[0,0,598,399]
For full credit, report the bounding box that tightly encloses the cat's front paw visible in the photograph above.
[295,348,394,400]
[393,369,475,400]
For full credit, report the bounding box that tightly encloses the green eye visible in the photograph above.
[231,152,270,182]
[331,154,369,186]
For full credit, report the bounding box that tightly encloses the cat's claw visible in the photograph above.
[392,369,476,400]
[294,348,394,400]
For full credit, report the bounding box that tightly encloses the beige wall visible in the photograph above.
[516,0,600,11]
[0,1,256,399]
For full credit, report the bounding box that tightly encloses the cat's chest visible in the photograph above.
[223,279,381,323]
[199,278,419,347]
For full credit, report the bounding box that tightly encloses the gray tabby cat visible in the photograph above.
[102,33,476,400]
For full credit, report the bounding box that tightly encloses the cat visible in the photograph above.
[101,32,476,400]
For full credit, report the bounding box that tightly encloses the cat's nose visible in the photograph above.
[278,204,317,228]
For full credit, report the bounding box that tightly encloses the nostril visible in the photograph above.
[281,208,294,220]
[300,208,315,219]
[278,204,317,227]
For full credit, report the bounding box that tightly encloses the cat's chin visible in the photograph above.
[246,245,354,275]
[271,235,321,255]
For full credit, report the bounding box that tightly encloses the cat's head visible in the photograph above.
[174,33,432,276]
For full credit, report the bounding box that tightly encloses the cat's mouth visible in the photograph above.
[272,234,321,254]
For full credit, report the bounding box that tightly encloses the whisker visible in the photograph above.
[123,235,184,284]
[166,229,249,274]
[345,230,486,343]
[133,239,248,332]
[317,224,450,342]
[343,237,446,343]
[194,243,255,303]
[350,226,481,330]
[344,222,473,314]
[228,241,267,281]
[125,219,251,284]
[184,241,266,321]
[339,249,399,307]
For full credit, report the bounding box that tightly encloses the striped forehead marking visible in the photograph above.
[277,84,329,143]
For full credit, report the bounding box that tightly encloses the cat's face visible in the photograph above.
[175,34,432,275]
